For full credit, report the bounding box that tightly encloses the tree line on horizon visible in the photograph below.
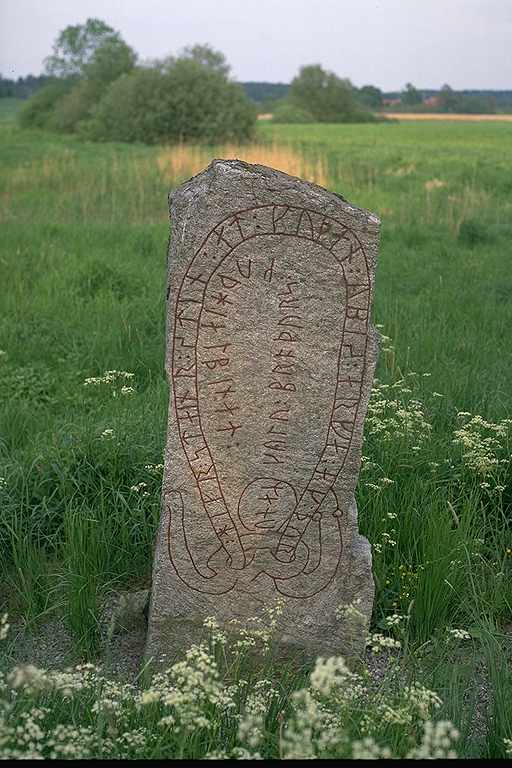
[4,73,507,113]
[245,81,506,116]
[8,18,509,145]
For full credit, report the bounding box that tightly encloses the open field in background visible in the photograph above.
[0,115,511,758]
[383,113,512,121]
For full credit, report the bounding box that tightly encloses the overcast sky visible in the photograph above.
[1,0,511,90]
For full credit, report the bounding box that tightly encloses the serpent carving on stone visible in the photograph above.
[167,204,372,600]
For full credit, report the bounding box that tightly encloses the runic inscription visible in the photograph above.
[146,160,379,662]
[170,203,370,597]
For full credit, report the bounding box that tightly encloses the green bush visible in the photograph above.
[271,101,314,123]
[49,79,100,133]
[288,64,375,123]
[18,79,75,129]
[83,59,256,144]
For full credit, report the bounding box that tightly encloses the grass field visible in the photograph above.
[0,109,511,758]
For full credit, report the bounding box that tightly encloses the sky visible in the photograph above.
[1,0,511,90]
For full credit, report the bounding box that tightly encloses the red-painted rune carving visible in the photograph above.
[167,204,371,597]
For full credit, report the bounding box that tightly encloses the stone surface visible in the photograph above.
[145,159,380,665]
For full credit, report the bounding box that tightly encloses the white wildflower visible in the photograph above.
[130,482,148,493]
[407,719,459,759]
[404,682,443,719]
[0,613,9,640]
[352,736,392,760]
[310,656,364,700]
[366,633,401,654]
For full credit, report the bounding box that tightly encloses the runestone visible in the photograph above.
[145,160,380,663]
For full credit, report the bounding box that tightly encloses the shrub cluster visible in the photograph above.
[272,64,376,124]
[85,60,256,144]
[18,19,256,144]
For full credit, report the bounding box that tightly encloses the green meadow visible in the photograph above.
[0,106,511,758]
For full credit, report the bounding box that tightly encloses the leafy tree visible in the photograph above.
[19,20,253,143]
[44,18,130,78]
[437,84,495,114]
[437,84,458,112]
[180,44,230,77]
[84,36,137,84]
[288,65,372,122]
[20,18,136,133]
[458,93,496,114]
[242,82,290,104]
[358,84,382,109]
[49,36,137,132]
[401,82,423,106]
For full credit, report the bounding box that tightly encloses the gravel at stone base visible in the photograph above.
[1,590,149,682]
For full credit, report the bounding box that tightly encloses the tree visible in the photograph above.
[84,36,137,84]
[401,82,423,106]
[51,35,136,132]
[438,84,459,113]
[20,22,254,143]
[21,18,136,133]
[44,18,131,79]
[358,85,382,109]
[288,64,371,122]
[180,44,230,77]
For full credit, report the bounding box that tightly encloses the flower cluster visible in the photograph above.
[366,632,402,654]
[352,737,393,759]
[407,720,459,760]
[83,370,136,398]
[365,377,432,446]
[129,482,150,496]
[144,463,164,476]
[238,679,279,748]
[139,643,236,734]
[0,605,464,761]
[452,411,511,480]
[0,613,9,641]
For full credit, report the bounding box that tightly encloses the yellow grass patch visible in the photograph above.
[424,178,446,191]
[156,142,329,187]
[383,112,512,122]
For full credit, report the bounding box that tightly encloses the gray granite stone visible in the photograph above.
[145,159,380,666]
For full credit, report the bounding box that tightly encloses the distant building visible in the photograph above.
[382,98,401,107]
[423,95,441,108]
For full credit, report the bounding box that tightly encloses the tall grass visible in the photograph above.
[156,141,329,186]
